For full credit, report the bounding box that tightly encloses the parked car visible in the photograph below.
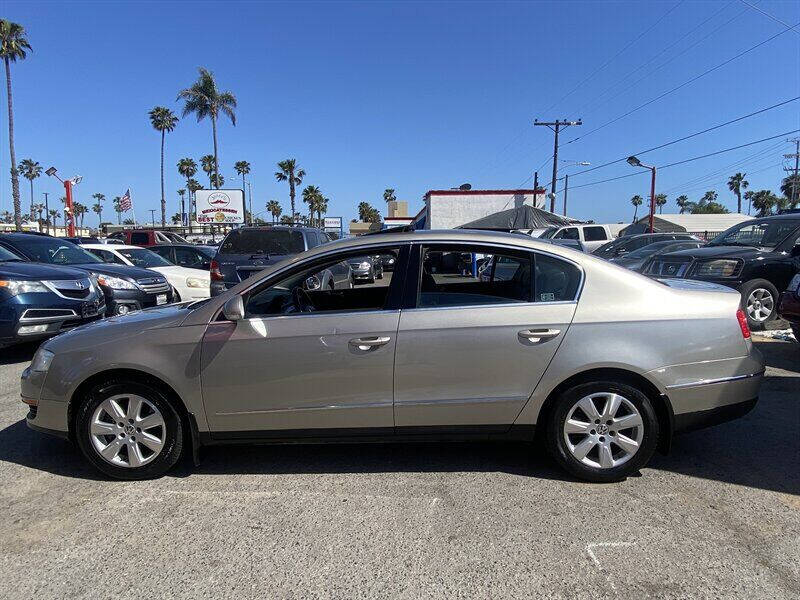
[22,230,762,482]
[592,233,699,259]
[612,240,705,272]
[0,245,105,348]
[378,253,397,272]
[538,224,615,253]
[348,255,383,283]
[81,244,210,301]
[210,226,340,296]
[150,244,217,270]
[640,214,800,329]
[0,233,173,316]
[777,273,800,342]
[108,229,190,247]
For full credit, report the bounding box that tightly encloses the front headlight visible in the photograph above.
[359,261,371,270]
[692,259,742,278]
[186,277,209,288]
[0,280,50,295]
[30,348,55,373]
[95,274,138,290]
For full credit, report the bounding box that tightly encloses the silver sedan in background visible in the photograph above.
[22,230,763,482]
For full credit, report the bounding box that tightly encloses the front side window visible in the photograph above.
[245,247,401,317]
[554,228,579,240]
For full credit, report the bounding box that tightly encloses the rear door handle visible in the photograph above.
[349,336,391,350]
[518,329,561,342]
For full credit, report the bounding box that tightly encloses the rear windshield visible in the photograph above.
[220,229,305,255]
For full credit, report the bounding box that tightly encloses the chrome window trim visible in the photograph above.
[665,370,765,390]
[403,300,578,313]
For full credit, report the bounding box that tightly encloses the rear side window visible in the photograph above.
[583,226,607,242]
[220,229,305,255]
[150,246,173,262]
[130,232,149,245]
[534,253,581,302]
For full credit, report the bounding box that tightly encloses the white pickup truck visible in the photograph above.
[537,224,619,252]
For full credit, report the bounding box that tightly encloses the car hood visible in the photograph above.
[44,304,191,353]
[69,262,161,280]
[663,245,766,260]
[151,265,209,279]
[0,262,89,280]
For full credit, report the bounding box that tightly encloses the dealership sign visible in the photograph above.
[195,189,245,224]
[324,217,342,229]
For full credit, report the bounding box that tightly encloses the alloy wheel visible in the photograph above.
[89,394,166,468]
[563,392,644,469]
[746,288,774,323]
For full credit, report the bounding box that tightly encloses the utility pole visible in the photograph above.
[563,174,569,216]
[533,171,540,208]
[43,192,49,235]
[534,119,582,212]
[785,138,800,207]
[149,209,156,226]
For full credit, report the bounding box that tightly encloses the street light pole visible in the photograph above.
[45,168,81,237]
[563,174,568,216]
[149,209,157,226]
[627,156,657,233]
[43,192,49,235]
[247,181,253,226]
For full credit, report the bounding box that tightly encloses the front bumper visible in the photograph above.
[0,294,106,346]
[351,267,373,280]
[21,366,70,437]
[105,287,173,315]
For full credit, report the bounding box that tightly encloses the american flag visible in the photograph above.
[119,189,132,211]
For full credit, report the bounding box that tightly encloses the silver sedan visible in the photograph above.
[21,230,763,482]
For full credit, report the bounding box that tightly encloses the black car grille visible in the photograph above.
[644,257,692,278]
[136,277,170,294]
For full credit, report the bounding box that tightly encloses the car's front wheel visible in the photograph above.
[546,381,659,483]
[75,379,184,480]
[741,278,778,329]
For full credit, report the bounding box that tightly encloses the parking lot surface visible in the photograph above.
[0,340,797,598]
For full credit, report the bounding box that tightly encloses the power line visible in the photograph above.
[739,0,800,35]
[561,22,799,145]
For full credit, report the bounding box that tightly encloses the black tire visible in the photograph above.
[75,379,184,480]
[740,278,779,330]
[545,381,659,483]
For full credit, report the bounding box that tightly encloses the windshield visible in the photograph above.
[708,219,800,249]
[10,237,102,265]
[624,240,679,259]
[118,248,173,268]
[164,232,189,243]
[0,246,23,261]
[220,229,305,255]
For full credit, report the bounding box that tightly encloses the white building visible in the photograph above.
[414,189,546,230]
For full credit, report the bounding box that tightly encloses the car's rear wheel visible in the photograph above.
[741,279,778,330]
[75,379,183,480]
[546,381,659,483]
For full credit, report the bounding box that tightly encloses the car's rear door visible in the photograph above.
[393,243,582,432]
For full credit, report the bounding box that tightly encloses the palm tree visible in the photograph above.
[149,106,179,226]
[654,193,667,214]
[750,190,778,217]
[48,208,59,230]
[32,202,45,230]
[200,154,215,186]
[73,202,88,230]
[177,67,237,189]
[234,160,250,190]
[275,159,305,222]
[727,172,749,214]
[177,157,198,212]
[18,158,41,221]
[91,192,105,226]
[113,196,124,224]
[302,185,322,225]
[383,189,396,204]
[171,213,182,225]
[676,195,689,214]
[1,20,31,231]
[266,200,282,224]
[358,201,381,223]
[210,173,224,188]
[177,189,186,223]
[317,196,329,227]
[630,195,643,221]
[743,190,755,215]
[781,173,800,208]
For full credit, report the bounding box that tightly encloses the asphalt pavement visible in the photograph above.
[0,339,797,599]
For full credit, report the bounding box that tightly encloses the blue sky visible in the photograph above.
[2,0,799,228]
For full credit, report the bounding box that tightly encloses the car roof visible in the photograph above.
[230,226,320,233]
[81,243,140,250]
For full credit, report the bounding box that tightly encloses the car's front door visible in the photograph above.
[393,243,581,431]
[200,245,407,438]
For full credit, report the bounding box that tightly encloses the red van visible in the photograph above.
[108,229,190,247]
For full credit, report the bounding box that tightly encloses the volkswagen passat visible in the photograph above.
[21,230,763,482]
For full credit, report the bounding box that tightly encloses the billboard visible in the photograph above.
[195,189,245,224]
[323,217,342,229]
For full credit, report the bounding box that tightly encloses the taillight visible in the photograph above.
[210,260,223,281]
[736,309,751,339]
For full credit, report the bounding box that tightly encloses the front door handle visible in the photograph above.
[349,336,391,350]
[518,329,561,342]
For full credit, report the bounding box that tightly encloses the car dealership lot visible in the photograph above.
[0,340,797,598]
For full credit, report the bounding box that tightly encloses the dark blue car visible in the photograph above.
[0,245,105,348]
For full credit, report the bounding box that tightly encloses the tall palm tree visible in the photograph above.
[654,193,667,214]
[383,189,396,204]
[210,173,224,188]
[676,195,689,214]
[91,192,105,225]
[177,67,237,189]
[200,154,215,186]
[630,195,643,221]
[266,200,282,224]
[234,160,251,223]
[317,196,329,227]
[275,159,305,222]
[48,208,59,230]
[177,157,198,213]
[73,202,88,230]
[727,172,749,214]
[18,158,41,220]
[187,178,203,221]
[1,20,31,231]
[0,210,12,223]
[112,196,123,224]
[149,106,179,226]
[32,202,44,230]
[177,189,186,223]
[302,185,321,225]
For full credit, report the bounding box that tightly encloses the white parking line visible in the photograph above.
[586,541,636,593]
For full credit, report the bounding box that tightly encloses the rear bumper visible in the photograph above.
[673,397,757,433]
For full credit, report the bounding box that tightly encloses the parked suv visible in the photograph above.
[0,245,105,348]
[640,214,800,329]
[539,224,614,252]
[592,232,698,259]
[0,234,174,316]
[210,226,338,296]
[108,229,190,247]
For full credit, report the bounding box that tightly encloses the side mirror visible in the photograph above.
[222,296,245,321]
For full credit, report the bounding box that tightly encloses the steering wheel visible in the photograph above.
[291,286,314,313]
